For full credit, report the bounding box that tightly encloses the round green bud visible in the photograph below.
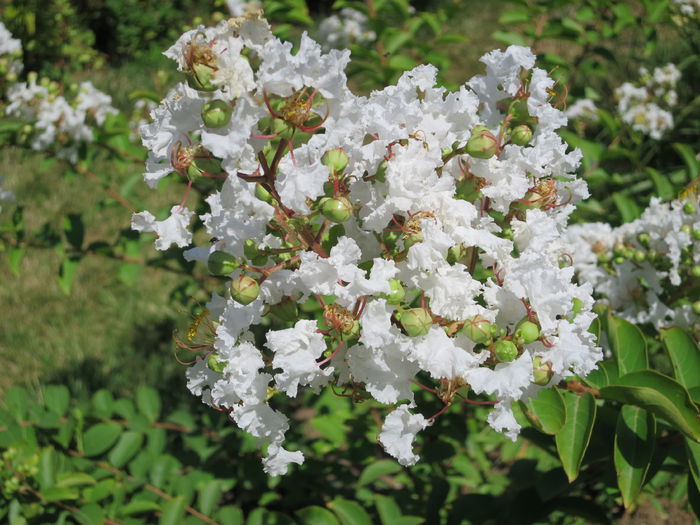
[693,229,700,241]
[691,266,700,278]
[613,242,626,257]
[532,357,553,386]
[494,340,518,362]
[385,279,405,305]
[683,202,696,215]
[201,99,232,128]
[255,183,274,204]
[510,124,533,146]
[207,353,226,373]
[208,251,239,275]
[633,250,646,263]
[681,224,693,236]
[622,247,635,259]
[340,320,361,340]
[637,232,651,248]
[403,231,424,249]
[515,320,540,344]
[243,239,259,260]
[188,63,217,91]
[230,275,260,305]
[613,256,625,265]
[319,196,353,223]
[400,308,433,337]
[251,253,268,266]
[461,315,493,345]
[321,148,349,173]
[597,252,610,264]
[693,301,700,316]
[186,155,222,181]
[447,244,465,264]
[466,125,498,159]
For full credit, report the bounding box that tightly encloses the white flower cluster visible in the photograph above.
[318,8,376,50]
[565,98,598,122]
[566,195,700,334]
[133,15,601,475]
[5,78,118,162]
[615,63,680,139]
[673,0,700,16]
[0,21,23,82]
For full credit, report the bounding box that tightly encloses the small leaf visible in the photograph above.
[646,168,674,199]
[607,315,647,375]
[136,386,161,422]
[58,255,81,295]
[159,496,186,525]
[522,387,566,435]
[601,370,700,441]
[388,54,415,71]
[492,30,527,46]
[63,213,84,251]
[612,193,642,223]
[38,448,55,491]
[674,143,699,179]
[358,459,402,486]
[686,438,700,489]
[120,500,162,516]
[614,406,655,509]
[108,431,144,468]
[660,327,700,390]
[55,472,96,488]
[43,486,79,502]
[217,506,244,524]
[374,494,401,525]
[83,422,122,456]
[197,480,222,516]
[555,391,597,482]
[328,498,373,525]
[43,385,70,416]
[296,506,341,525]
[8,246,25,276]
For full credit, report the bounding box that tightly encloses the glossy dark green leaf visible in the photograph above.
[328,498,373,525]
[555,391,597,482]
[358,459,402,486]
[614,406,655,509]
[584,360,619,389]
[660,327,700,390]
[296,506,341,525]
[688,473,700,520]
[108,431,143,468]
[607,315,647,375]
[55,472,95,489]
[136,386,161,422]
[83,422,122,457]
[522,387,566,435]
[601,370,700,441]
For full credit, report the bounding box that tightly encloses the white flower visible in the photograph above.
[378,405,430,466]
[131,206,194,250]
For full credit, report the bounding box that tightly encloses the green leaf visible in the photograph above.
[674,143,699,179]
[58,255,81,295]
[63,213,84,251]
[74,503,105,525]
[688,474,700,519]
[92,389,114,419]
[558,130,604,171]
[614,406,656,509]
[584,360,619,389]
[612,193,642,223]
[108,431,144,468]
[686,438,700,489]
[601,370,700,441]
[646,168,674,199]
[521,387,566,435]
[607,315,647,375]
[55,472,96,488]
[387,55,415,71]
[328,498,373,525]
[197,480,222,516]
[358,459,402,486]
[374,495,401,525]
[555,391,597,482]
[492,30,527,46]
[159,496,186,525]
[38,447,55,491]
[43,486,79,502]
[8,246,25,276]
[120,500,162,516]
[43,385,70,416]
[136,386,161,423]
[660,327,700,389]
[83,422,122,456]
[217,506,244,524]
[296,506,341,525]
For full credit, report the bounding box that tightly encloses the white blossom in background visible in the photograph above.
[614,63,680,139]
[318,8,376,50]
[134,13,602,475]
[226,0,263,17]
[565,98,599,122]
[566,194,700,335]
[673,0,700,16]
[0,21,23,82]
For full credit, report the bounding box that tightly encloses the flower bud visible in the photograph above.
[321,148,349,173]
[510,124,533,146]
[400,308,432,337]
[633,250,646,263]
[494,340,518,362]
[637,232,651,248]
[208,251,239,275]
[243,239,259,260]
[514,320,540,345]
[466,125,498,159]
[340,320,361,340]
[384,279,405,304]
[681,224,692,236]
[230,275,260,305]
[683,202,696,215]
[691,265,700,278]
[693,229,700,241]
[532,356,553,386]
[255,183,274,204]
[201,99,233,128]
[319,196,353,223]
[207,353,226,373]
[188,63,217,91]
[693,301,700,316]
[186,155,223,181]
[461,315,493,345]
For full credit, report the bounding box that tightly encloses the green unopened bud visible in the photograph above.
[188,63,217,91]
[319,196,353,223]
[384,279,405,305]
[613,256,625,265]
[186,155,223,181]
[532,357,553,386]
[691,265,700,278]
[207,353,226,373]
[494,340,518,362]
[510,124,533,146]
[255,183,274,204]
[400,308,432,337]
[597,252,610,264]
[340,320,361,340]
[693,229,700,241]
[633,250,646,263]
[681,224,693,236]
[637,232,651,248]
[683,202,696,215]
[515,320,540,344]
[403,231,424,249]
[244,239,259,259]
[447,244,465,265]
[461,315,493,345]
[693,301,700,315]
[321,148,349,173]
[466,125,498,159]
[613,242,626,257]
[201,99,233,128]
[230,275,260,305]
[208,251,239,275]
